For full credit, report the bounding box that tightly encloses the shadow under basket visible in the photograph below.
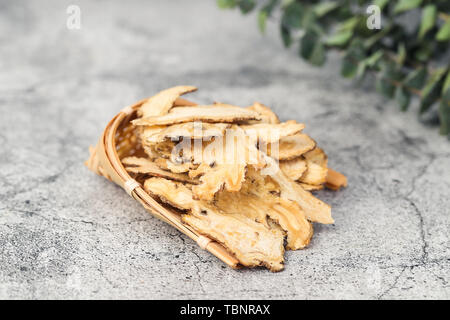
[85,99,241,269]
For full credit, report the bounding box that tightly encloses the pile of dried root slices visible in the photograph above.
[122,86,347,272]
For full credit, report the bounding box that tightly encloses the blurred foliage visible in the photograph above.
[217,0,450,136]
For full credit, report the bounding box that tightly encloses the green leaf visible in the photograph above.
[341,58,357,78]
[364,23,392,49]
[355,50,383,79]
[375,60,403,98]
[381,60,404,80]
[414,43,432,62]
[281,2,303,29]
[374,0,389,11]
[395,86,411,111]
[310,41,326,66]
[365,50,384,67]
[420,68,446,114]
[442,71,450,94]
[262,0,279,15]
[338,16,360,31]
[324,30,353,46]
[300,31,316,59]
[280,25,292,48]
[393,0,422,14]
[217,0,236,9]
[238,0,256,13]
[376,77,395,98]
[418,5,437,40]
[258,10,268,33]
[301,8,317,30]
[439,88,450,135]
[404,68,427,90]
[258,0,279,32]
[300,30,325,66]
[314,2,339,17]
[341,40,365,78]
[356,61,367,79]
[397,43,406,66]
[436,20,450,42]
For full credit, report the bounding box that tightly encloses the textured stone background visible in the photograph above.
[0,0,449,299]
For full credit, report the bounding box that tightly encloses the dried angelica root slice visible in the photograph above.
[144,177,285,272]
[264,157,333,224]
[132,104,261,126]
[191,163,246,201]
[188,127,265,200]
[266,133,316,160]
[245,168,313,249]
[298,161,328,185]
[277,173,333,224]
[240,121,305,144]
[139,126,166,149]
[144,122,230,143]
[279,158,307,181]
[173,97,197,107]
[122,157,198,184]
[144,177,194,211]
[246,102,280,124]
[325,168,348,190]
[270,198,313,250]
[298,183,324,191]
[182,213,285,271]
[215,175,313,250]
[303,147,328,167]
[141,139,179,160]
[154,158,192,173]
[138,86,197,118]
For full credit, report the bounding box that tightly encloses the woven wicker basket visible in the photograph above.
[85,98,240,269]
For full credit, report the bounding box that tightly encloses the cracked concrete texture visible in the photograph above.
[0,0,449,299]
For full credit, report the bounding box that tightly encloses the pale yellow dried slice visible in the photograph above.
[163,138,220,166]
[215,169,313,250]
[279,158,307,181]
[132,104,261,126]
[138,126,168,160]
[240,121,305,144]
[303,147,328,167]
[247,102,280,124]
[144,178,285,271]
[182,213,284,271]
[298,183,324,191]
[154,158,194,173]
[137,86,198,154]
[144,177,194,211]
[275,173,332,224]
[138,86,197,118]
[139,126,166,147]
[299,161,328,185]
[191,163,247,200]
[173,97,197,107]
[263,157,333,224]
[122,157,198,184]
[269,199,313,250]
[141,138,179,160]
[188,127,266,200]
[266,133,316,160]
[144,122,230,143]
[325,168,347,190]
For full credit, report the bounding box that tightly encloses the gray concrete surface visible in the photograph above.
[0,0,449,299]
